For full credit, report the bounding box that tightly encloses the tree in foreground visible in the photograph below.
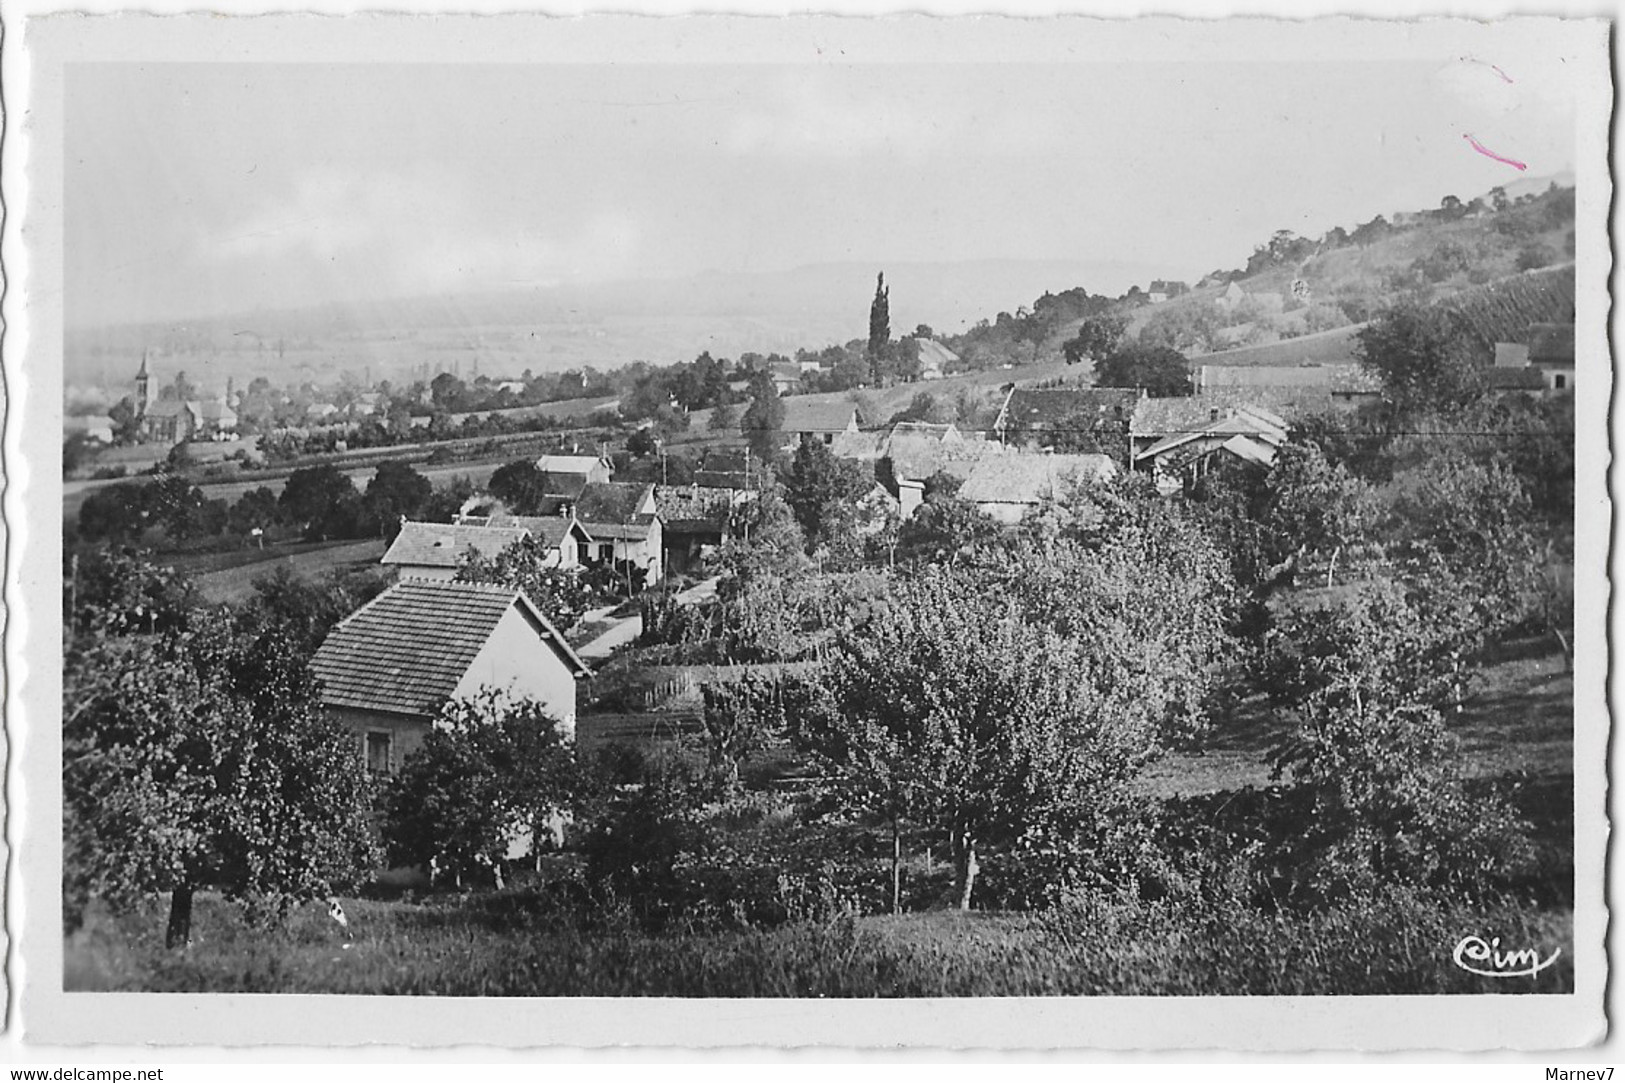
[64,612,379,946]
[382,692,576,887]
[794,566,1195,910]
[1260,582,1533,902]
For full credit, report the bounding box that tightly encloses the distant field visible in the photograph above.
[64,456,515,527]
[188,538,387,605]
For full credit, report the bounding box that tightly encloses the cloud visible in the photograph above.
[206,167,640,296]
[724,74,1058,161]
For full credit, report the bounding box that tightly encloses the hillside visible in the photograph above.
[936,179,1575,374]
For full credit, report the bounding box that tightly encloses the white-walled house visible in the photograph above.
[380,521,532,581]
[573,481,664,584]
[310,579,592,779]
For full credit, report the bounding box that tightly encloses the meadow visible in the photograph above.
[66,887,1573,997]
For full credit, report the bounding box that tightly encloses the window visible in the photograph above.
[1554,373,1568,390]
[365,731,392,776]
[823,433,833,445]
[600,543,614,562]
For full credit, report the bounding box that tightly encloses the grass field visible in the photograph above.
[66,887,1573,996]
[187,538,388,605]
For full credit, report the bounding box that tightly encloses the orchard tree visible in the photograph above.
[1263,441,1378,586]
[66,546,196,639]
[1356,303,1484,415]
[795,567,1191,910]
[64,611,379,945]
[1259,582,1532,901]
[382,693,577,886]
[894,475,1002,567]
[699,673,785,790]
[239,564,389,660]
[1390,456,1540,635]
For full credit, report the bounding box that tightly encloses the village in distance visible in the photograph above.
[62,178,1578,997]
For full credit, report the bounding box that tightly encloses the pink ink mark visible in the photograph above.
[1461,56,1514,83]
[1464,133,1527,171]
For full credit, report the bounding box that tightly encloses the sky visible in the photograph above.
[66,56,1578,328]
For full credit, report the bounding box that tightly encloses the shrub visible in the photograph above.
[1516,243,1556,271]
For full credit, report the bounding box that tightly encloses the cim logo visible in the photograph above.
[1452,935,1562,979]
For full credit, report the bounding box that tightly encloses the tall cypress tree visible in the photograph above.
[868,272,891,382]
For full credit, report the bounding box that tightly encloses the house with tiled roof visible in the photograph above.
[311,579,590,778]
[452,512,594,568]
[1194,362,1381,401]
[770,361,806,396]
[534,454,614,486]
[913,339,958,380]
[956,452,1117,524]
[381,521,533,581]
[780,398,868,450]
[992,386,1144,458]
[573,481,664,582]
[1489,320,1575,396]
[1134,404,1288,493]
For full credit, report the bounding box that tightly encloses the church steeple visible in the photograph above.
[134,351,151,417]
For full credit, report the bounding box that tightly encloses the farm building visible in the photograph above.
[957,452,1117,524]
[992,386,1144,456]
[381,521,532,580]
[310,578,591,778]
